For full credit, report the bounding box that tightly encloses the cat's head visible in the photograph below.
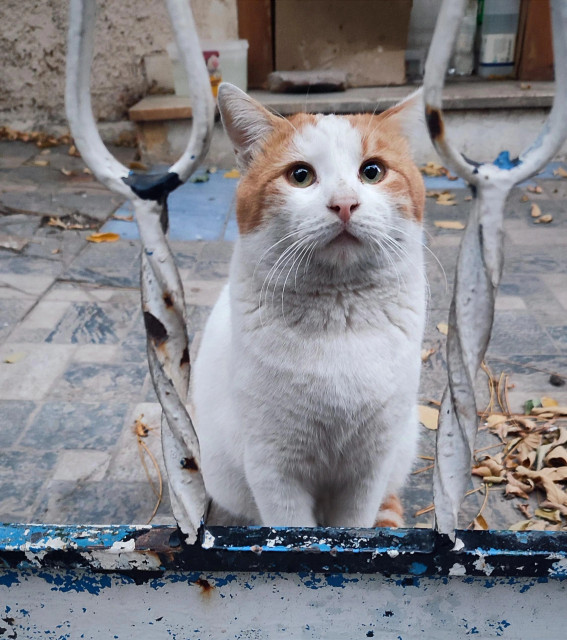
[218,83,425,277]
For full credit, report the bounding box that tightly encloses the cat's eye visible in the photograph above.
[287,164,315,188]
[359,160,386,184]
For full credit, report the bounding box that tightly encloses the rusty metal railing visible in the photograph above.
[424,0,567,538]
[66,0,214,543]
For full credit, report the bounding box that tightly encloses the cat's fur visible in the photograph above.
[192,83,426,527]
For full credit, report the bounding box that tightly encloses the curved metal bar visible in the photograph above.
[433,171,512,537]
[136,200,206,541]
[508,0,567,184]
[423,0,479,184]
[65,0,131,198]
[427,0,567,537]
[166,0,216,182]
[65,0,214,543]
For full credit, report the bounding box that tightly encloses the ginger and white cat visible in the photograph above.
[193,83,426,528]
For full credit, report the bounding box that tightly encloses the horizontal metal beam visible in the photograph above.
[1,524,567,579]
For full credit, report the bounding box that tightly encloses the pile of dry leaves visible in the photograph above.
[472,365,567,531]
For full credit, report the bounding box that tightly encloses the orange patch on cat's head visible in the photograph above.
[348,111,425,222]
[236,113,318,234]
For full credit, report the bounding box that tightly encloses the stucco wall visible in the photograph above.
[0,0,237,131]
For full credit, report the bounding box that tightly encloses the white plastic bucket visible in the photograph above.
[167,39,249,98]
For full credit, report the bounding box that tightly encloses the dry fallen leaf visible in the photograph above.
[86,232,120,243]
[420,162,446,177]
[112,214,134,222]
[418,405,439,430]
[534,214,553,224]
[433,220,465,230]
[434,191,458,206]
[520,83,532,90]
[486,414,508,428]
[129,160,148,171]
[436,322,449,335]
[541,396,559,407]
[534,508,562,523]
[134,415,149,438]
[530,203,541,218]
[527,185,543,194]
[68,144,81,157]
[3,351,27,364]
[473,515,489,530]
[464,195,472,201]
[60,168,74,177]
[223,169,241,179]
[83,167,92,175]
[32,159,49,167]
[553,166,567,178]
[421,348,436,363]
[520,195,530,202]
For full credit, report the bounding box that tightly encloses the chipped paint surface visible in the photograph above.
[2,568,567,638]
[2,524,567,636]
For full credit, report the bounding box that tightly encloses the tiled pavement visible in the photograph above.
[1,141,566,530]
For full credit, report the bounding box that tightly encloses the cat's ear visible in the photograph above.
[218,83,279,171]
[379,88,426,157]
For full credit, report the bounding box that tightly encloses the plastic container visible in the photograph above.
[449,0,478,76]
[167,39,249,98]
[476,0,521,78]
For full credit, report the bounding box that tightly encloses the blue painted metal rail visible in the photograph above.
[1,524,567,637]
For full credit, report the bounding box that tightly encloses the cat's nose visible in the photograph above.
[328,196,360,224]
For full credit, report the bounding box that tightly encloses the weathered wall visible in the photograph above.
[0,0,237,131]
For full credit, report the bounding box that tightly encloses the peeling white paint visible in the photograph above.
[549,559,567,577]
[109,539,136,553]
[449,563,467,576]
[452,538,465,552]
[202,530,216,549]
[86,550,162,571]
[473,554,495,576]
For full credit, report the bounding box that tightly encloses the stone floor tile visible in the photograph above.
[494,295,527,311]
[488,311,557,356]
[21,402,129,450]
[0,450,57,521]
[0,343,76,401]
[33,479,174,525]
[52,449,112,482]
[63,241,141,288]
[0,400,36,449]
[106,402,164,484]
[72,344,120,364]
[48,361,148,403]
[193,259,230,281]
[0,213,42,237]
[18,299,71,330]
[0,298,35,340]
[183,279,225,307]
[45,300,138,344]
[0,141,38,169]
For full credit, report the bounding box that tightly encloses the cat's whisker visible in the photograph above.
[293,239,315,291]
[253,229,305,279]
[281,239,313,325]
[259,237,305,319]
[382,232,432,307]
[369,236,403,296]
[270,243,304,313]
[263,238,305,311]
[302,240,318,279]
[385,222,447,294]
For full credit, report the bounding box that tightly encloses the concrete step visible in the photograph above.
[129,81,563,168]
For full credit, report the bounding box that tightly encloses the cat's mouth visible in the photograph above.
[329,229,361,246]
